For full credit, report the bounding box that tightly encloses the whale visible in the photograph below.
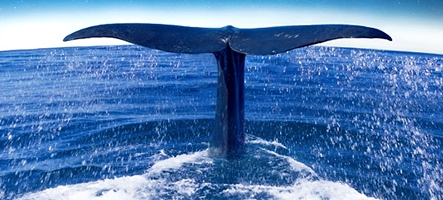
[64,23,392,158]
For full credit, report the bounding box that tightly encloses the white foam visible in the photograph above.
[146,150,210,175]
[17,175,149,200]
[18,175,377,200]
[224,180,378,200]
[16,148,377,200]
[248,136,288,149]
[261,148,316,175]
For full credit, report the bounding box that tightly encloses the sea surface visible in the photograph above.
[1,45,442,200]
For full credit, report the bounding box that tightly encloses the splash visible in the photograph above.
[17,145,377,200]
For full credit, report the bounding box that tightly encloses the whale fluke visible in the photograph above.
[229,25,392,55]
[64,23,391,158]
[63,23,392,55]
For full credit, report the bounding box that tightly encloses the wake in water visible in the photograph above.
[16,136,375,200]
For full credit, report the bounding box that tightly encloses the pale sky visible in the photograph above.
[1,1,442,55]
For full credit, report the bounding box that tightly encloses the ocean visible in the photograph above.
[1,45,442,199]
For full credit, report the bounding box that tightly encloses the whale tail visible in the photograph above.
[64,23,391,158]
[63,23,392,55]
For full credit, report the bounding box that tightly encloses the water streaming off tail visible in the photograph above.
[1,46,442,199]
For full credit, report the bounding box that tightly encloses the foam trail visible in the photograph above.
[224,180,378,200]
[248,135,288,149]
[147,150,210,175]
[16,175,149,200]
[17,147,378,200]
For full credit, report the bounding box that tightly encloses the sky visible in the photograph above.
[1,0,442,55]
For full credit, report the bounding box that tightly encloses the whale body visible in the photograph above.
[64,23,391,158]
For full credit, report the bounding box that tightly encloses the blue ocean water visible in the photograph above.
[0,45,442,199]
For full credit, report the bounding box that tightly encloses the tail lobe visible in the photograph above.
[64,23,392,55]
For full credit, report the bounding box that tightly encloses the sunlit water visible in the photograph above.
[1,46,442,199]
